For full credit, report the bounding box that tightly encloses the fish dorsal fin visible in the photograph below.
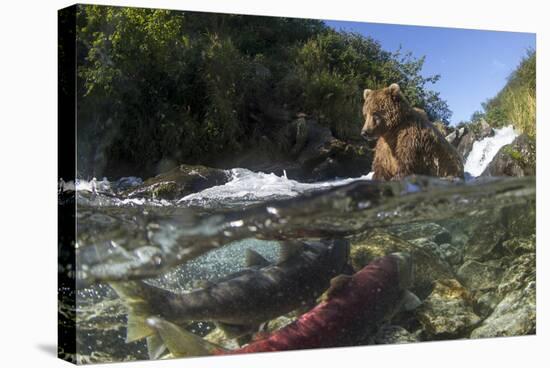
[325,274,353,300]
[278,241,304,264]
[245,249,271,268]
[147,317,227,357]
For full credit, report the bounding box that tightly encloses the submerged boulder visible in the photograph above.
[124,164,230,200]
[470,253,535,338]
[462,219,506,262]
[457,259,505,293]
[416,279,481,339]
[481,134,536,177]
[387,222,452,245]
[349,230,455,298]
[501,201,536,240]
[370,325,420,345]
[204,328,241,350]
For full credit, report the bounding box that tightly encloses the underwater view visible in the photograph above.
[58,126,535,364]
[58,4,536,365]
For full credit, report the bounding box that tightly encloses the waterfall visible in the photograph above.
[464,126,518,177]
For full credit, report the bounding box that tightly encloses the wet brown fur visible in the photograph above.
[362,84,464,180]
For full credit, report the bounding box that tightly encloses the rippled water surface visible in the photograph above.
[59,128,535,363]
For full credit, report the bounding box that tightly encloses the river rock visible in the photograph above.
[502,235,535,256]
[204,328,241,350]
[470,253,535,338]
[265,315,296,333]
[455,120,495,161]
[497,253,535,296]
[282,116,373,181]
[438,243,463,266]
[124,164,230,200]
[74,298,149,362]
[478,119,495,138]
[470,282,536,338]
[456,130,476,161]
[445,127,466,146]
[501,201,536,240]
[349,230,455,298]
[481,134,536,177]
[475,291,502,319]
[457,259,504,292]
[416,279,480,339]
[386,222,452,244]
[463,219,506,261]
[114,176,143,192]
[370,325,420,344]
[212,115,374,182]
[308,140,373,181]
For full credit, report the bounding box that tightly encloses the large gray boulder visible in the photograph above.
[482,134,536,177]
[285,116,373,181]
[470,253,535,338]
[124,164,230,200]
[450,120,495,161]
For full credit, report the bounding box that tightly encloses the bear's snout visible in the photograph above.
[361,127,378,141]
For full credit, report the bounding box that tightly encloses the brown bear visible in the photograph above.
[361,83,464,180]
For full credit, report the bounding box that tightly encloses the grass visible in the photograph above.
[482,50,536,138]
[501,86,536,137]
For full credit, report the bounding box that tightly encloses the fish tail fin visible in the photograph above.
[146,334,167,360]
[109,281,157,343]
[146,317,228,357]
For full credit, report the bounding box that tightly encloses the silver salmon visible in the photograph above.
[111,239,350,345]
[145,252,420,357]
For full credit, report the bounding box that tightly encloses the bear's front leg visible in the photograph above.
[391,161,415,181]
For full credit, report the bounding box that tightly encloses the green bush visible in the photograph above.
[75,5,451,177]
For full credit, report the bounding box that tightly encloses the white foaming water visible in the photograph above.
[179,168,372,205]
[464,126,518,177]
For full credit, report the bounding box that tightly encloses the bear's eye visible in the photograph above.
[373,113,382,123]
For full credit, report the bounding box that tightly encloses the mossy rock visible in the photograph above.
[124,164,230,200]
[416,279,481,339]
[470,251,535,338]
[501,201,536,240]
[481,134,536,177]
[456,259,504,293]
[349,230,455,299]
[463,219,506,262]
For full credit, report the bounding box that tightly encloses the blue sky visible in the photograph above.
[324,20,535,125]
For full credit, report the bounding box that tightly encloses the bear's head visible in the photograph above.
[361,83,410,140]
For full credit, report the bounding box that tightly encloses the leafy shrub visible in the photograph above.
[75,5,451,177]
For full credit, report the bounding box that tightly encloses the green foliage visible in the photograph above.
[76,5,451,177]
[281,32,451,138]
[480,50,536,137]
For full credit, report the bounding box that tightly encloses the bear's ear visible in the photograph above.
[363,89,372,100]
[389,83,401,96]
